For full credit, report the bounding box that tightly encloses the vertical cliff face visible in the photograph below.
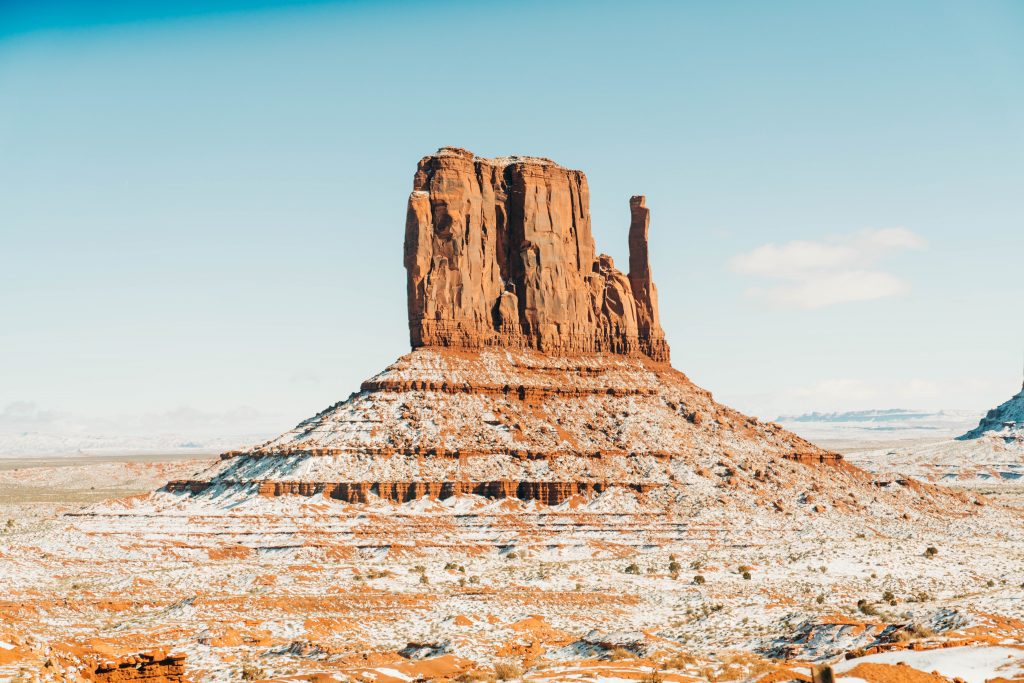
[404,147,669,362]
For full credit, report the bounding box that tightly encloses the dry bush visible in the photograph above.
[893,623,935,641]
[659,652,699,670]
[494,661,523,680]
[641,668,664,683]
[240,661,265,681]
[607,647,635,660]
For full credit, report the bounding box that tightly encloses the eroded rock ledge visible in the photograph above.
[406,147,669,361]
[165,479,657,505]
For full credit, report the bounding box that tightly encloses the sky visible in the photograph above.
[1,0,1022,443]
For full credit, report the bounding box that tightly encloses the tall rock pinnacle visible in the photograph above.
[404,147,669,361]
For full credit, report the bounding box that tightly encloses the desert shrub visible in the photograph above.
[457,672,496,683]
[857,599,878,616]
[659,653,699,670]
[607,647,634,660]
[693,575,705,585]
[908,623,934,638]
[924,546,938,558]
[892,623,935,642]
[624,563,640,575]
[668,560,681,574]
[412,564,426,573]
[742,571,751,580]
[419,574,430,585]
[986,579,996,587]
[816,594,825,604]
[641,668,664,683]
[882,589,896,603]
[506,551,518,560]
[241,661,265,681]
[445,562,458,570]
[468,575,480,584]
[493,661,522,680]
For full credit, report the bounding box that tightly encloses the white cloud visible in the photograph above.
[730,227,926,309]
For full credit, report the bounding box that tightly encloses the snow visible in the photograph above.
[835,646,1024,683]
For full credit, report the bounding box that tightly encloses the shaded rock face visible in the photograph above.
[960,385,1024,440]
[405,147,669,362]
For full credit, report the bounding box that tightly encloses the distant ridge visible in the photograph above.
[778,409,949,423]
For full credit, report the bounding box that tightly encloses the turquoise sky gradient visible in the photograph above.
[2,0,1022,435]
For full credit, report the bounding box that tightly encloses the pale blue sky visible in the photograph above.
[2,0,1022,437]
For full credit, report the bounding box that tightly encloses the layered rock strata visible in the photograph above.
[165,147,850,506]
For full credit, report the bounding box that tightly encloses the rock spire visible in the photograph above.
[404,147,669,361]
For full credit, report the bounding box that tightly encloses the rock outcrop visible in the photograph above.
[960,383,1024,440]
[405,147,669,362]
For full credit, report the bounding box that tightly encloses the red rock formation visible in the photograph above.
[163,147,856,508]
[166,479,655,505]
[86,650,186,683]
[405,147,669,361]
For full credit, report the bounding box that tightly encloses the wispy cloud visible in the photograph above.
[730,227,926,309]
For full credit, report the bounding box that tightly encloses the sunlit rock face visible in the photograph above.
[404,147,669,362]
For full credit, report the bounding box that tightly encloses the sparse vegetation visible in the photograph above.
[892,623,935,642]
[624,563,640,575]
[693,575,706,585]
[607,646,635,660]
[494,661,523,680]
[925,546,938,558]
[742,571,751,580]
[857,599,878,616]
[640,667,664,683]
[241,660,265,681]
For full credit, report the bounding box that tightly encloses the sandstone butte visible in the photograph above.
[165,146,867,507]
